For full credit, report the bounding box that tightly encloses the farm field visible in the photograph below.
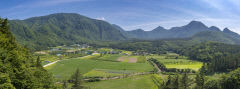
[46,55,154,80]
[95,54,122,62]
[84,74,158,89]
[150,55,203,71]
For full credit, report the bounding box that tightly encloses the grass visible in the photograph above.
[96,54,123,62]
[46,57,154,80]
[150,55,203,71]
[137,56,147,63]
[84,74,158,89]
[83,69,123,78]
[80,53,100,59]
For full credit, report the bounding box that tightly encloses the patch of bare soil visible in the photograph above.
[128,58,137,63]
[117,56,127,62]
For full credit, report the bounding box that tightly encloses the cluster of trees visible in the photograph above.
[0,18,55,88]
[159,73,193,89]
[148,58,167,72]
[62,68,84,89]
[183,42,240,72]
[159,67,240,89]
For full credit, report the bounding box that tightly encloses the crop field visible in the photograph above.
[84,69,124,78]
[117,56,138,63]
[95,54,123,62]
[84,74,158,89]
[46,56,154,80]
[137,56,147,63]
[150,55,203,71]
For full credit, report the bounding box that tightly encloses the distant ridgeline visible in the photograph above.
[9,13,240,50]
[116,21,240,44]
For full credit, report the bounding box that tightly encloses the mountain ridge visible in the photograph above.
[9,13,126,50]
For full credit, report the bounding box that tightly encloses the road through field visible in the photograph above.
[43,54,92,67]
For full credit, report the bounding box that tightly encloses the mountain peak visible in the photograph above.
[209,26,221,31]
[135,29,144,31]
[187,21,206,26]
[184,20,208,30]
[152,26,166,32]
[223,28,231,32]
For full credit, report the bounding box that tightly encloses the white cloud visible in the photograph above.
[34,0,92,7]
[96,17,105,21]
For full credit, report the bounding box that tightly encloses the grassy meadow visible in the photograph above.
[84,74,159,89]
[46,55,154,80]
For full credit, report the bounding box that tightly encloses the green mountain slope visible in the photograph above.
[189,31,240,44]
[9,13,126,50]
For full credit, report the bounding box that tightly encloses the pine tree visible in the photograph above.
[36,56,42,68]
[165,75,172,89]
[71,68,83,89]
[195,72,205,89]
[181,72,190,89]
[173,75,179,89]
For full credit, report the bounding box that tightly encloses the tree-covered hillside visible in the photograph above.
[0,18,54,89]
[9,13,126,50]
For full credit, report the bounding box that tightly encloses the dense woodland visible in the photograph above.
[0,18,55,89]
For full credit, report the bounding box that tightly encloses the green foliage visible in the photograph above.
[195,72,205,89]
[71,68,83,89]
[180,73,191,89]
[183,42,240,72]
[0,18,54,88]
[220,68,240,89]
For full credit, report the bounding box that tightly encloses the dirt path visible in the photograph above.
[43,60,60,67]
[43,54,92,67]
[117,56,127,62]
[128,58,137,63]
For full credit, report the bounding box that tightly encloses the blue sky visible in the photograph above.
[1,0,240,33]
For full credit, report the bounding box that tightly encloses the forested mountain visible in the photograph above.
[9,13,126,50]
[8,13,240,50]
[121,21,240,43]
[0,18,54,88]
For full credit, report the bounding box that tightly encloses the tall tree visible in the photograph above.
[181,72,190,89]
[173,75,179,89]
[195,72,205,89]
[71,68,83,89]
[36,56,42,68]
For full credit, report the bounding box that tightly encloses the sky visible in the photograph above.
[1,0,240,33]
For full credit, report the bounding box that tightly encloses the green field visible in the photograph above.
[95,54,123,62]
[150,55,203,71]
[84,74,158,89]
[46,56,154,80]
